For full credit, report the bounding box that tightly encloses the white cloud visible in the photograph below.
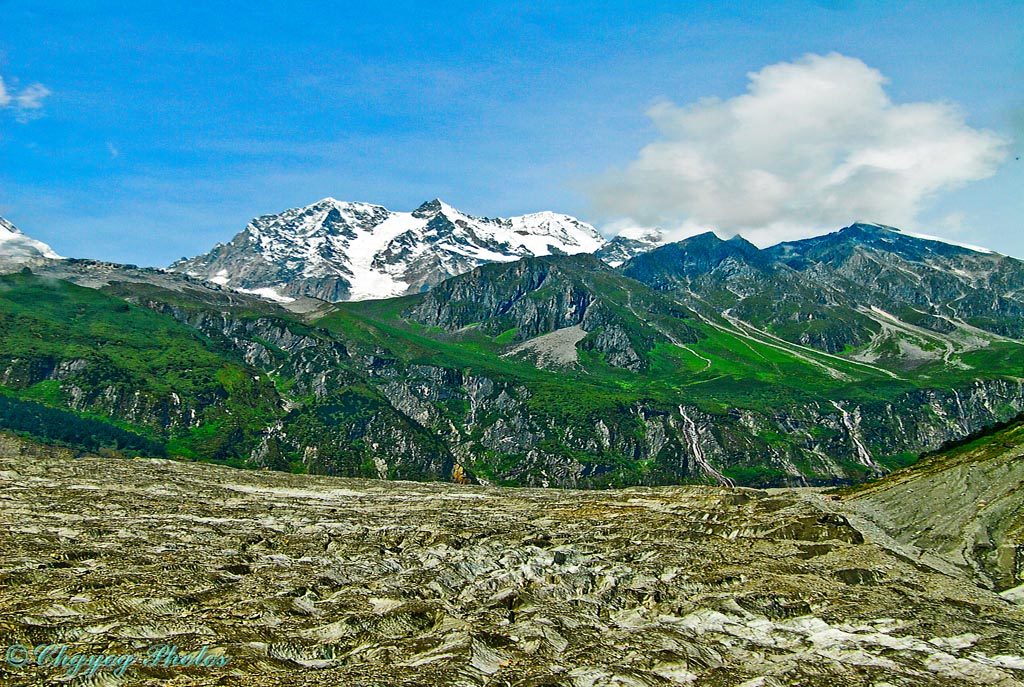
[587,53,1008,246]
[0,75,52,120]
[14,83,51,111]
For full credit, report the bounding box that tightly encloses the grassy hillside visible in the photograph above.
[3,263,1024,487]
[0,272,280,463]
[322,293,1024,416]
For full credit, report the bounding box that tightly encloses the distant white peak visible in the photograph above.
[515,211,599,232]
[250,198,388,235]
[520,211,568,221]
[436,199,462,217]
[519,210,587,224]
[410,198,461,220]
[615,226,664,242]
[256,198,382,222]
[312,197,386,211]
[0,216,62,259]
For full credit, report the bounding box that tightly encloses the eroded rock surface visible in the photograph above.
[847,421,1024,594]
[1,435,1023,686]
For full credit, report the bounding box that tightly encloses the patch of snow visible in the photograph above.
[235,286,296,303]
[506,211,605,255]
[615,225,664,242]
[853,221,997,254]
[897,229,994,254]
[344,211,422,300]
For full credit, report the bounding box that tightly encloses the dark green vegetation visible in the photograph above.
[0,392,165,456]
[3,222,1024,487]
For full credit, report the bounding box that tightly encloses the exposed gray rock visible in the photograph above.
[1,433,1022,686]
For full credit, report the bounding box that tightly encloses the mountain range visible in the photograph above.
[169,198,611,302]
[1,202,1023,488]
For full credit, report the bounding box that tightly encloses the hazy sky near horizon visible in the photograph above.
[1,1,1022,265]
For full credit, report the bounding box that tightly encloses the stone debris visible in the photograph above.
[0,436,1022,686]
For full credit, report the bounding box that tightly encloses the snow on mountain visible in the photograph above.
[594,226,665,267]
[170,198,607,302]
[0,216,62,270]
[871,224,994,255]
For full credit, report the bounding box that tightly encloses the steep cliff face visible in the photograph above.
[404,255,698,372]
[361,362,1024,487]
[132,300,356,397]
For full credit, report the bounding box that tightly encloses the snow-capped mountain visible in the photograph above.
[169,198,607,302]
[594,226,665,267]
[0,216,61,270]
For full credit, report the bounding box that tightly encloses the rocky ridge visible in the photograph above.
[622,223,1024,356]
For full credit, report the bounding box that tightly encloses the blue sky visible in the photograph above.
[1,1,1022,265]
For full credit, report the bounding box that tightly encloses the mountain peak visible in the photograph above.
[308,197,385,213]
[616,226,663,242]
[171,198,607,302]
[0,216,62,265]
[412,198,447,218]
[677,231,726,248]
[831,222,994,255]
[840,221,898,237]
[0,216,21,235]
[727,234,758,248]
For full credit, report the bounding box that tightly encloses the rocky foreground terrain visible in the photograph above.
[1,432,1023,687]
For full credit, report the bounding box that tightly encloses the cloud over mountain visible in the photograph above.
[587,53,1008,246]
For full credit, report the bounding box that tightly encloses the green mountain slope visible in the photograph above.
[2,221,1024,489]
[0,271,280,464]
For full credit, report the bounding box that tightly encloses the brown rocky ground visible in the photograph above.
[1,433,1022,686]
